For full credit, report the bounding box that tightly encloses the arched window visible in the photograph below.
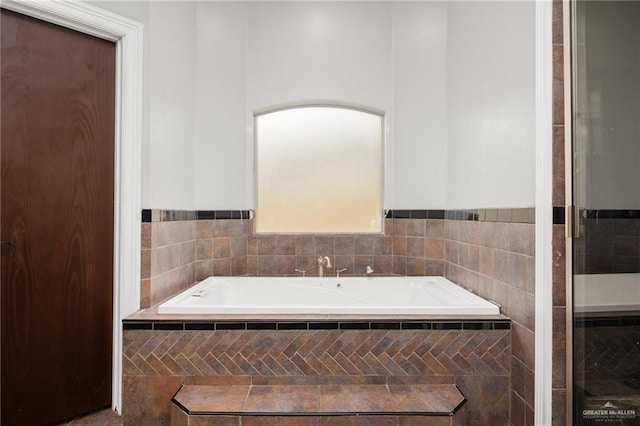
[255,105,384,233]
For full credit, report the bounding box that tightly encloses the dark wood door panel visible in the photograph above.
[1,10,116,425]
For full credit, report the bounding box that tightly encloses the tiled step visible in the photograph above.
[171,384,467,426]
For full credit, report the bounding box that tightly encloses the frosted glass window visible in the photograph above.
[255,106,383,233]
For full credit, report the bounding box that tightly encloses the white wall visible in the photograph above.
[247,2,391,112]
[392,2,448,209]
[194,2,248,210]
[88,1,536,211]
[148,1,197,209]
[446,1,535,209]
[194,2,449,210]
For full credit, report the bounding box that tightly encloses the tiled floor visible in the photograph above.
[54,408,122,426]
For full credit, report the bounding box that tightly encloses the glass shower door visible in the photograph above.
[572,1,640,425]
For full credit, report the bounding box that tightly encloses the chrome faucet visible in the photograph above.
[317,256,332,277]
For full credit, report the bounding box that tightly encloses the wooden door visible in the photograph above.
[1,10,116,425]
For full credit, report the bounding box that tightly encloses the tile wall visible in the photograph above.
[552,1,568,424]
[244,229,395,278]
[141,219,196,308]
[142,209,535,309]
[442,213,536,426]
[195,219,249,279]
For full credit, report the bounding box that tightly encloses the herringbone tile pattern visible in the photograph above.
[575,325,640,396]
[123,329,510,377]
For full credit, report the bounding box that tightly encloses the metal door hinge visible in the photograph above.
[566,205,581,239]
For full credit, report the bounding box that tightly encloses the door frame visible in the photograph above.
[534,1,553,425]
[0,0,142,413]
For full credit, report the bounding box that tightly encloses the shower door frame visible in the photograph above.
[565,1,640,424]
[0,0,143,414]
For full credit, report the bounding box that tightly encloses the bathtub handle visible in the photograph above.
[336,268,347,277]
[294,269,306,277]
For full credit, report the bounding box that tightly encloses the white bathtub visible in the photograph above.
[574,273,640,313]
[157,276,500,315]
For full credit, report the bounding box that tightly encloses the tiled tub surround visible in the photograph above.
[138,207,535,424]
[123,317,511,425]
[141,207,533,292]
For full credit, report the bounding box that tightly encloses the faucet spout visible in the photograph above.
[317,256,332,277]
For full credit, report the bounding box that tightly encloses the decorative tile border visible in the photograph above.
[141,209,251,223]
[142,208,535,223]
[197,210,253,220]
[444,208,535,224]
[553,206,565,225]
[584,209,640,219]
[575,315,640,328]
[123,319,511,331]
[385,210,445,219]
[554,208,640,227]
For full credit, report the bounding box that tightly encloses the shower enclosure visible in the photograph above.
[572,1,640,424]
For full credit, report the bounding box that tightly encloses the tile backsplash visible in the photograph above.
[140,209,535,309]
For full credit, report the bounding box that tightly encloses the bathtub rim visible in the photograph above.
[154,275,501,316]
[128,277,508,322]
[126,306,511,322]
